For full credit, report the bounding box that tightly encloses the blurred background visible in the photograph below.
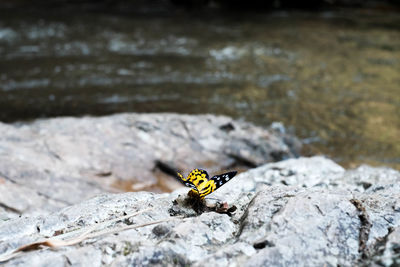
[0,0,399,169]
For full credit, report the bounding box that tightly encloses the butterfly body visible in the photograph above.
[177,169,237,198]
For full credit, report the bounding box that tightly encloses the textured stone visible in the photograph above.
[0,113,300,219]
[371,226,400,266]
[0,157,399,266]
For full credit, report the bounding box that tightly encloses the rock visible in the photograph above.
[0,156,399,266]
[0,113,301,219]
[370,226,400,266]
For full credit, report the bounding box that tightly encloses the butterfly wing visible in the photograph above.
[187,169,209,182]
[183,180,200,193]
[186,169,210,190]
[176,172,200,193]
[177,169,237,198]
[210,171,238,190]
[197,171,238,198]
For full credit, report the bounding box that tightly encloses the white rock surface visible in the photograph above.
[0,156,399,266]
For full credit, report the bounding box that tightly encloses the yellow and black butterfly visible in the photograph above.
[177,169,237,199]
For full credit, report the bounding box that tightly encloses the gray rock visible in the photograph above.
[370,226,400,266]
[0,156,399,266]
[0,113,300,219]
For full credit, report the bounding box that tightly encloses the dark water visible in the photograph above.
[0,7,399,169]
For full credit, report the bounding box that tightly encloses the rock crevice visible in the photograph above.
[350,198,372,258]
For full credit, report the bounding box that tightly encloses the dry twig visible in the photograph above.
[0,207,181,263]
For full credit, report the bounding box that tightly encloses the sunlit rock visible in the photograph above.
[0,157,399,266]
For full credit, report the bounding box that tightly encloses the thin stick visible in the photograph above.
[86,217,181,240]
[52,207,155,241]
[0,207,162,263]
[48,217,181,248]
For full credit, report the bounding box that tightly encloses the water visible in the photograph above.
[0,7,399,169]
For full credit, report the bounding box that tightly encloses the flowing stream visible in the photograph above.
[0,7,399,169]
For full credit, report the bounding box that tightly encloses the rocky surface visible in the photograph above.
[0,156,399,266]
[0,113,300,219]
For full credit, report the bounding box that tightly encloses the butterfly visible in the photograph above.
[177,169,237,198]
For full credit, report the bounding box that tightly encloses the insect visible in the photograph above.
[176,169,237,199]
